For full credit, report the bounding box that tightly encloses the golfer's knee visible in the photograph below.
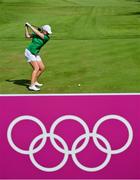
[34,66,39,73]
[40,65,45,72]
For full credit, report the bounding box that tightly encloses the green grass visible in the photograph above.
[0,0,140,93]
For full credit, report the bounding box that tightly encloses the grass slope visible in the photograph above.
[0,0,140,93]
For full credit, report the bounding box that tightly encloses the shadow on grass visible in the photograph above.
[128,11,140,15]
[130,0,140,1]
[126,0,140,2]
[124,11,140,16]
[115,11,140,16]
[6,79,30,88]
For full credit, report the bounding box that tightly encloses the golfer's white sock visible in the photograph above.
[35,81,43,86]
[30,84,35,87]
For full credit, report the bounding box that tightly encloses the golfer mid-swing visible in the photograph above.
[25,22,52,91]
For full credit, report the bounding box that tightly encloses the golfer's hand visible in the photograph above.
[25,22,31,27]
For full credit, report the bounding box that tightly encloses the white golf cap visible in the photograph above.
[42,25,52,34]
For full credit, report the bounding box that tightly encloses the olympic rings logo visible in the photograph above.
[7,114,133,172]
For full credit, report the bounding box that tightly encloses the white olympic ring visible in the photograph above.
[72,133,112,172]
[7,115,47,155]
[93,114,133,154]
[7,114,133,172]
[29,133,69,172]
[50,115,90,154]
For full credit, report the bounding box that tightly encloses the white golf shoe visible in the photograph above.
[29,85,40,91]
[34,82,43,87]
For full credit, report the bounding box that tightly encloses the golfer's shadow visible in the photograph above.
[6,79,30,87]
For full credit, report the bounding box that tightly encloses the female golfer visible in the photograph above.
[24,22,52,91]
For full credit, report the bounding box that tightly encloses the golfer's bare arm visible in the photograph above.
[25,26,33,39]
[27,25,44,39]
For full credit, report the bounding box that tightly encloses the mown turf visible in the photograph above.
[0,0,140,93]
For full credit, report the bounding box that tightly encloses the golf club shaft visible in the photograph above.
[31,24,42,31]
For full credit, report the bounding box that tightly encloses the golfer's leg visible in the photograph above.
[29,61,40,85]
[36,60,45,80]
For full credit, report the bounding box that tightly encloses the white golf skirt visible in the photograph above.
[25,49,41,62]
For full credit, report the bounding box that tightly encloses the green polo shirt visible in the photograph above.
[27,33,50,55]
